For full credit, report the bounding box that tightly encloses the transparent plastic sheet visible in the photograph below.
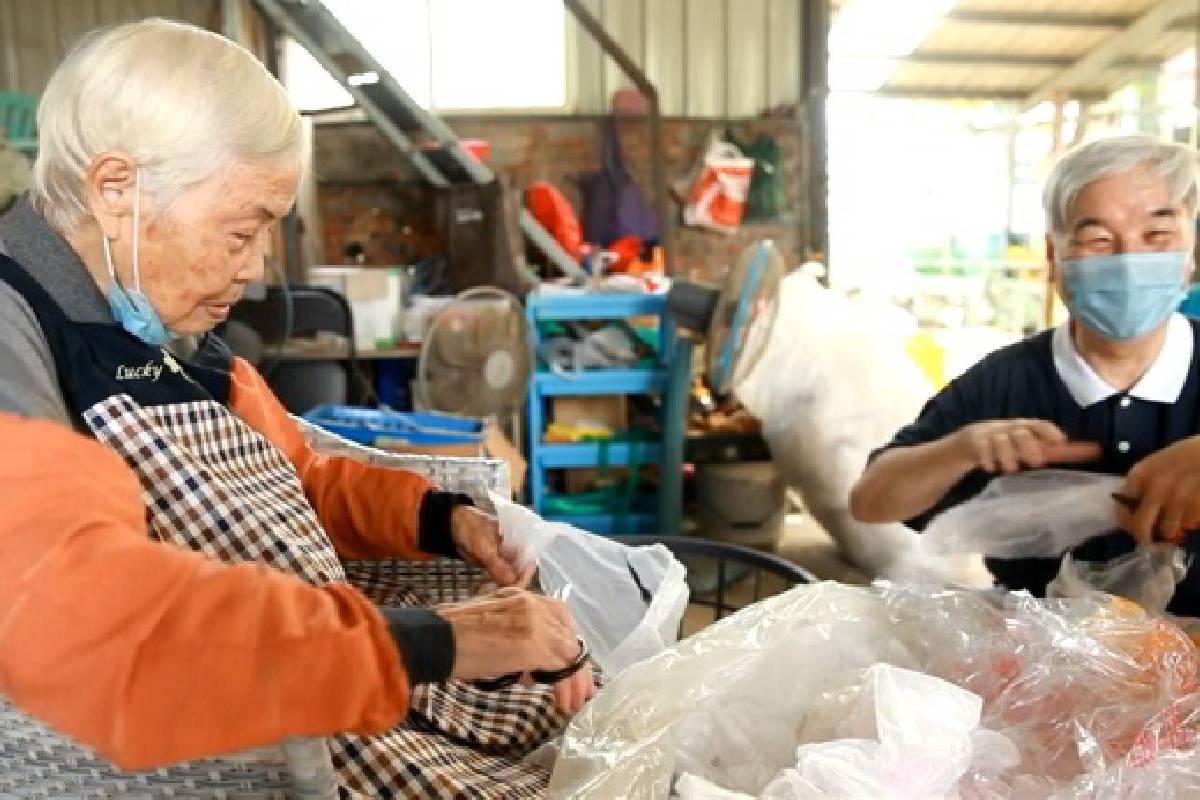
[734,272,990,586]
[547,582,1200,799]
[1048,545,1191,613]
[491,494,688,677]
[923,470,1123,558]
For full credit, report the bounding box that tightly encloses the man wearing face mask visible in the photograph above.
[851,135,1200,613]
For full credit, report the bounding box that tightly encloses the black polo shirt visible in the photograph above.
[876,315,1200,616]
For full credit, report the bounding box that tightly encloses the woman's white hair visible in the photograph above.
[1043,134,1198,241]
[32,18,307,233]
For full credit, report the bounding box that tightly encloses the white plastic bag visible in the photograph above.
[675,774,753,800]
[735,271,990,586]
[682,141,754,234]
[490,494,688,677]
[1047,544,1190,612]
[923,470,1122,558]
[786,664,985,800]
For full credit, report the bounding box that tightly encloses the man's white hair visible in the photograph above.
[1043,134,1199,241]
[32,18,307,233]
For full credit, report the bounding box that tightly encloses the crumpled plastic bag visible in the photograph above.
[1049,544,1191,613]
[677,664,1017,800]
[539,324,640,375]
[491,493,688,677]
[923,470,1123,558]
[786,664,988,799]
[547,581,1200,799]
[735,272,990,586]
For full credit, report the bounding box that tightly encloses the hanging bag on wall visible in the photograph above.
[682,139,754,235]
[579,118,661,247]
[726,129,785,221]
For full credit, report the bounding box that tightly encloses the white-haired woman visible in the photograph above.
[0,18,591,797]
[851,134,1200,613]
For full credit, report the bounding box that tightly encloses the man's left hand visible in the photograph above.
[450,505,529,587]
[1118,436,1200,544]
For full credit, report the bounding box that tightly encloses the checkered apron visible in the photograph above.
[0,255,567,799]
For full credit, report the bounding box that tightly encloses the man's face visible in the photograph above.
[1051,166,1195,302]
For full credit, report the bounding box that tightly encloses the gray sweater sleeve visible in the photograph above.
[0,280,72,424]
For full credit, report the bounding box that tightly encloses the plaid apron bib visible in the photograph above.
[0,255,565,799]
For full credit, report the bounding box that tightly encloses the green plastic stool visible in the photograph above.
[0,92,37,154]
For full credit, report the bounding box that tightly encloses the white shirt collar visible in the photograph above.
[1051,313,1194,408]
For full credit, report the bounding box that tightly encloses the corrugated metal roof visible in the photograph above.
[834,0,1199,103]
[920,21,1112,56]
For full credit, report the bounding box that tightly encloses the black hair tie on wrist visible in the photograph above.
[471,637,589,691]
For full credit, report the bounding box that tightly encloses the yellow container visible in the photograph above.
[906,332,945,390]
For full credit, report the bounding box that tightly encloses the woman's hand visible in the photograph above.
[552,662,594,715]
[437,588,596,713]
[952,419,1100,474]
[450,505,528,587]
[1118,436,1200,544]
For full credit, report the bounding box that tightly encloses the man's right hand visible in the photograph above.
[436,588,594,712]
[951,419,1101,474]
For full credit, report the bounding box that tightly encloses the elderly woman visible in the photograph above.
[852,135,1200,613]
[0,19,591,797]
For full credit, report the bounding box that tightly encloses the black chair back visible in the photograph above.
[227,285,355,414]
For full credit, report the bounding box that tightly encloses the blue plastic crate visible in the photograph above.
[303,404,484,447]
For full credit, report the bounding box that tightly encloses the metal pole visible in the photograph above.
[257,9,305,281]
[563,0,674,276]
[802,0,831,267]
[221,0,244,44]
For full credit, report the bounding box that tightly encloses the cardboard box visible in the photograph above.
[551,395,629,431]
[551,396,629,493]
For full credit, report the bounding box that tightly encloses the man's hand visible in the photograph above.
[952,419,1101,474]
[450,505,528,587]
[1118,436,1200,544]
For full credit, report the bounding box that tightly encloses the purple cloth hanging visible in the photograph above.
[579,118,661,247]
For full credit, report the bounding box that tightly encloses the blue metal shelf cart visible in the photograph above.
[526,292,689,536]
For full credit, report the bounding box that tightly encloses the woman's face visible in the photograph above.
[129,161,297,335]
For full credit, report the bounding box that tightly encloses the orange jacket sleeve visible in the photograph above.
[228,358,465,561]
[0,414,413,770]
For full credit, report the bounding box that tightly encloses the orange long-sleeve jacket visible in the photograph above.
[0,359,459,770]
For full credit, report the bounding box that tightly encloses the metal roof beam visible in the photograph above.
[898,53,1164,69]
[875,87,1109,102]
[945,10,1130,29]
[1023,0,1195,111]
[946,9,1199,31]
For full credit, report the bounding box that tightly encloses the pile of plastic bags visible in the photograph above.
[547,581,1200,799]
[734,271,989,586]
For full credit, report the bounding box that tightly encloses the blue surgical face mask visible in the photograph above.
[1060,251,1189,341]
[102,168,170,346]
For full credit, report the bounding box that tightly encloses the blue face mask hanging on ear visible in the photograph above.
[1060,251,1189,341]
[102,168,170,346]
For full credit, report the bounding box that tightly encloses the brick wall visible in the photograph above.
[314,115,805,285]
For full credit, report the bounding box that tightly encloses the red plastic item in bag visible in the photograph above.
[683,142,754,234]
[606,236,641,273]
[525,181,583,261]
